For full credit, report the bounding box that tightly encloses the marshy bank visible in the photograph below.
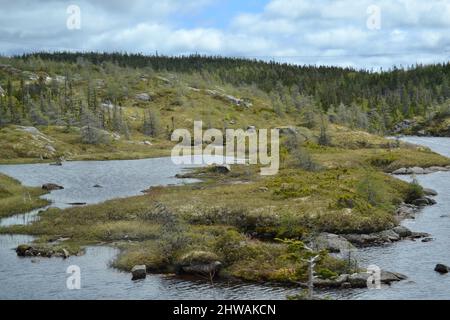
[329,136,450,299]
[1,135,450,299]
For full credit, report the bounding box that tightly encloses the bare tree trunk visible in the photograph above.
[308,260,314,300]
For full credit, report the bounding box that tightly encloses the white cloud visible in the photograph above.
[0,0,449,69]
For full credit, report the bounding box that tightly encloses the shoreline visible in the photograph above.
[0,169,438,293]
[1,137,449,296]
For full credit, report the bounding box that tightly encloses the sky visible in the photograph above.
[1,0,450,69]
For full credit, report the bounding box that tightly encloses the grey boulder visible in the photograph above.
[434,264,449,274]
[131,265,147,280]
[312,233,355,254]
[42,183,64,191]
[392,226,413,238]
[135,93,151,101]
[423,188,438,196]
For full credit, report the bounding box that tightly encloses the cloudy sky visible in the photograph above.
[1,0,449,69]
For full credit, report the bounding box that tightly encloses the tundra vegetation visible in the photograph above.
[0,174,49,218]
[1,53,450,285]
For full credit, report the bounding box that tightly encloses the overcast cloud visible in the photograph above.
[1,0,449,69]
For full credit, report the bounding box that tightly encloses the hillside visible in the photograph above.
[2,53,450,288]
[1,53,450,163]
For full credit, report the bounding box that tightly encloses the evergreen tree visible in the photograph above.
[142,109,161,137]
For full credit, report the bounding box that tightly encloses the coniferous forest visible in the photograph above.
[1,52,450,136]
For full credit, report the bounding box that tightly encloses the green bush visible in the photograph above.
[369,153,399,168]
[336,194,355,209]
[316,268,338,280]
[405,178,424,203]
[214,229,246,265]
[178,250,219,265]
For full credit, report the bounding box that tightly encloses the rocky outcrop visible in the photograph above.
[347,272,371,287]
[177,251,222,277]
[312,270,407,289]
[434,264,449,274]
[206,89,252,107]
[411,197,437,207]
[16,126,44,136]
[42,183,64,191]
[343,225,428,246]
[395,203,420,220]
[311,233,355,254]
[131,265,147,280]
[392,166,450,175]
[143,140,152,146]
[277,126,298,137]
[392,119,416,133]
[312,274,349,288]
[423,188,438,196]
[410,231,431,239]
[100,101,120,110]
[392,226,413,238]
[381,271,408,282]
[0,63,22,75]
[135,93,151,101]
[12,126,58,159]
[209,164,231,174]
[181,261,222,276]
[16,244,70,259]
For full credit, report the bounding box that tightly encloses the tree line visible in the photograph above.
[20,52,450,121]
[1,52,450,141]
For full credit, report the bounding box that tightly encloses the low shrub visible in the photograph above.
[404,177,424,203]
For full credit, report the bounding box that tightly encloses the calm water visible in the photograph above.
[331,136,450,300]
[1,141,450,300]
[0,157,201,209]
[0,156,297,300]
[0,234,299,300]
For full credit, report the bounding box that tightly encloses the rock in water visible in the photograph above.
[348,273,371,288]
[434,264,449,274]
[378,229,401,242]
[16,244,32,256]
[392,226,413,238]
[380,271,407,284]
[423,188,438,196]
[411,197,434,207]
[410,232,430,239]
[131,265,147,280]
[42,183,64,191]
